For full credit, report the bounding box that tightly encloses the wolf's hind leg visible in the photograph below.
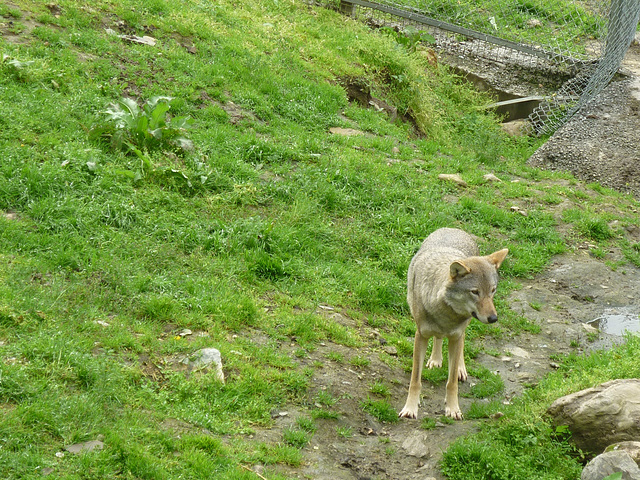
[426,337,443,369]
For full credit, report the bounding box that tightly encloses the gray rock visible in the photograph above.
[547,379,640,454]
[182,348,225,382]
[64,440,104,454]
[606,441,640,465]
[581,450,640,480]
[401,433,430,458]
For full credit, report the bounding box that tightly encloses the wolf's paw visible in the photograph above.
[458,366,468,382]
[426,358,442,369]
[398,405,418,419]
[445,406,463,421]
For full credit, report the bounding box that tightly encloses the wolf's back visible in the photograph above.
[419,228,479,259]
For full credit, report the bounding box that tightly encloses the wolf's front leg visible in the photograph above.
[399,331,430,419]
[444,334,464,420]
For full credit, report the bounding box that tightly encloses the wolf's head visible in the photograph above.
[444,249,509,324]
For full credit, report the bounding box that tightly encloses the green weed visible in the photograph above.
[361,398,399,423]
[91,96,193,155]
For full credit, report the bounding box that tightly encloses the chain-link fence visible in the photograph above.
[318,0,640,135]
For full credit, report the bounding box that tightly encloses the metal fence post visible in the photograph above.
[339,0,356,16]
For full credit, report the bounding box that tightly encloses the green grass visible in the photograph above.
[385,0,603,55]
[1,0,640,479]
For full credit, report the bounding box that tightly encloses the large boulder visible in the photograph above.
[547,379,640,454]
[581,450,640,480]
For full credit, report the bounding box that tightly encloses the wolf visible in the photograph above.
[398,228,508,420]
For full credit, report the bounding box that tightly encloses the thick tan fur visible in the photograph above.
[398,228,508,420]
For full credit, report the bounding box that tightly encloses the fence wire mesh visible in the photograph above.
[316,0,640,135]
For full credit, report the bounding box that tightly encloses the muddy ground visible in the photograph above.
[244,46,640,480]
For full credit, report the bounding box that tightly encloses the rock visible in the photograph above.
[402,433,430,458]
[547,379,640,454]
[510,205,528,216]
[105,28,157,46]
[527,19,543,28]
[438,173,467,187]
[606,441,640,464]
[483,173,502,182]
[501,119,529,136]
[581,450,640,480]
[383,345,398,356]
[182,348,225,382]
[506,346,531,358]
[64,440,104,454]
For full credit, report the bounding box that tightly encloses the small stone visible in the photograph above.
[64,440,104,455]
[527,18,543,28]
[506,346,531,359]
[402,433,430,458]
[438,173,467,187]
[384,346,398,356]
[483,173,502,182]
[183,348,225,382]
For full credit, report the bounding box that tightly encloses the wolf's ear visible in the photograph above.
[488,249,509,269]
[450,261,471,280]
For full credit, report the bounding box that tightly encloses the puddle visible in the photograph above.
[587,306,640,335]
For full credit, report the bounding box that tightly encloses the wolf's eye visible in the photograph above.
[470,289,480,296]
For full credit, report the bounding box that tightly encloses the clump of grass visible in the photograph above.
[336,426,353,438]
[283,427,312,448]
[370,380,391,397]
[466,366,505,399]
[421,417,438,430]
[578,217,615,241]
[349,355,371,369]
[361,397,399,423]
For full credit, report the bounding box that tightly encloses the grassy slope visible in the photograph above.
[1,0,640,479]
